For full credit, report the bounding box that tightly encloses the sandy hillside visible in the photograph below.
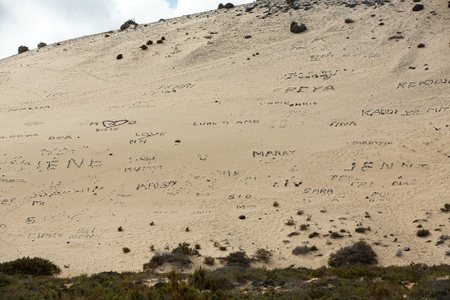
[0,0,449,277]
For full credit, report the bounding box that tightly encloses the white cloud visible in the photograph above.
[0,0,252,60]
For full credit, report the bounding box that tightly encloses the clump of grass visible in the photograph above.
[330,232,344,239]
[194,244,201,250]
[123,247,131,254]
[172,242,199,256]
[156,39,163,44]
[345,18,354,23]
[328,241,378,267]
[146,40,153,45]
[254,249,272,263]
[417,229,430,237]
[273,201,279,207]
[143,252,191,270]
[219,246,227,251]
[288,231,300,237]
[204,256,215,265]
[355,227,371,233]
[388,35,404,40]
[310,245,319,251]
[140,45,148,50]
[440,203,450,213]
[285,217,296,226]
[297,209,304,216]
[116,54,123,60]
[300,224,309,231]
[309,232,319,238]
[292,246,310,255]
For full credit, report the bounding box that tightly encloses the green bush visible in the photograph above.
[0,257,61,276]
[328,241,378,267]
[224,251,251,268]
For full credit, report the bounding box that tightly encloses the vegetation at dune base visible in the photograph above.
[1,254,449,299]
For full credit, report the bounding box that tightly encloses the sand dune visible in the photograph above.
[0,0,449,277]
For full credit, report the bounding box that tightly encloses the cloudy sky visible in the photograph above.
[0,0,252,60]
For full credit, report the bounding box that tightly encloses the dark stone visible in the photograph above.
[116,54,123,60]
[412,4,424,11]
[417,43,425,48]
[239,215,246,220]
[290,22,307,33]
[244,35,252,39]
[37,42,47,48]
[18,46,29,54]
[403,247,410,251]
[175,140,181,143]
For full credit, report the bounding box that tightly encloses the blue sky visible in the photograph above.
[0,0,252,60]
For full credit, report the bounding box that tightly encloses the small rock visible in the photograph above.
[37,42,47,48]
[412,4,424,11]
[403,247,410,251]
[18,45,29,54]
[290,22,307,33]
[244,35,252,39]
[239,215,246,220]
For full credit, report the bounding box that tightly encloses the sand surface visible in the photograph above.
[0,0,449,277]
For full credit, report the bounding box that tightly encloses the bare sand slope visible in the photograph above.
[0,0,449,277]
